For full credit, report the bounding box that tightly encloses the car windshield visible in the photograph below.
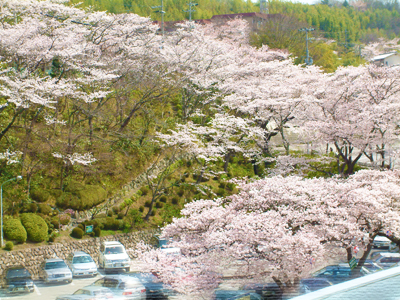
[45,261,67,269]
[6,268,31,279]
[105,246,124,254]
[73,256,93,264]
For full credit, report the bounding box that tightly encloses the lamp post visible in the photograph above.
[1,175,22,247]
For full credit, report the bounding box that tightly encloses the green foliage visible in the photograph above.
[94,226,101,237]
[171,197,179,205]
[155,201,164,209]
[4,218,27,243]
[144,200,151,208]
[216,188,226,197]
[177,189,185,197]
[107,210,113,217]
[139,206,144,212]
[139,186,149,196]
[30,188,50,203]
[56,182,107,211]
[128,209,144,226]
[71,227,84,239]
[4,241,13,251]
[51,217,60,230]
[69,0,256,20]
[160,203,181,225]
[226,182,236,191]
[159,195,167,203]
[20,213,48,242]
[38,204,53,215]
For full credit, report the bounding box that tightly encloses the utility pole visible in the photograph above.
[184,1,198,22]
[299,27,315,65]
[260,0,268,14]
[152,0,165,37]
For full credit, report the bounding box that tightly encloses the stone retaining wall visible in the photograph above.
[0,230,158,281]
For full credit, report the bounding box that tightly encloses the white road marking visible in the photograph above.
[34,285,41,295]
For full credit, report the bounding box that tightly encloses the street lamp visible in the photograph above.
[1,175,22,247]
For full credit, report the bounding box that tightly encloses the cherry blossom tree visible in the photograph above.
[300,65,400,175]
[139,170,400,297]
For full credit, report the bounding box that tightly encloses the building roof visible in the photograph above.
[371,52,398,61]
[211,12,271,20]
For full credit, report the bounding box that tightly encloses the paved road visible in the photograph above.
[0,275,100,300]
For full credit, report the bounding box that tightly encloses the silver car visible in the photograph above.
[40,258,73,284]
[92,275,146,300]
[67,251,98,277]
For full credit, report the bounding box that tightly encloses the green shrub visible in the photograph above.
[94,226,101,237]
[50,218,60,230]
[216,188,226,197]
[71,227,84,239]
[226,182,236,191]
[112,206,120,214]
[180,177,186,183]
[155,202,163,209]
[59,214,71,225]
[20,213,48,242]
[171,197,179,205]
[177,189,185,197]
[139,186,149,196]
[150,210,156,216]
[107,210,113,217]
[144,200,151,208]
[101,217,124,231]
[28,203,38,213]
[159,196,167,203]
[218,182,226,189]
[128,209,143,226]
[56,181,107,211]
[117,212,124,219]
[184,172,190,178]
[139,206,144,212]
[5,241,13,251]
[38,204,53,215]
[4,218,27,243]
[30,188,50,203]
[48,232,58,243]
[78,224,84,230]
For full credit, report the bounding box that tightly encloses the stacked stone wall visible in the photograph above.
[0,230,157,282]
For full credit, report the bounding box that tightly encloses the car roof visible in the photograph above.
[374,252,400,257]
[79,286,111,292]
[103,241,123,246]
[72,251,91,256]
[45,258,64,262]
[103,274,142,283]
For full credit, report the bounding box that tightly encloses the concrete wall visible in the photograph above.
[0,230,158,281]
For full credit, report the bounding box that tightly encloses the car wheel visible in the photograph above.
[125,267,130,272]
[66,279,72,284]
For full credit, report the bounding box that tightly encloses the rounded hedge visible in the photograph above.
[71,227,84,239]
[4,218,27,243]
[5,241,14,251]
[20,213,48,242]
[93,227,101,237]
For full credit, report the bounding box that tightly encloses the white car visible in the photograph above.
[40,258,73,284]
[370,252,400,269]
[66,251,98,277]
[99,241,131,273]
[92,275,146,300]
[373,236,398,251]
[56,286,121,300]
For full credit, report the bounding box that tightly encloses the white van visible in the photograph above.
[99,241,131,273]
